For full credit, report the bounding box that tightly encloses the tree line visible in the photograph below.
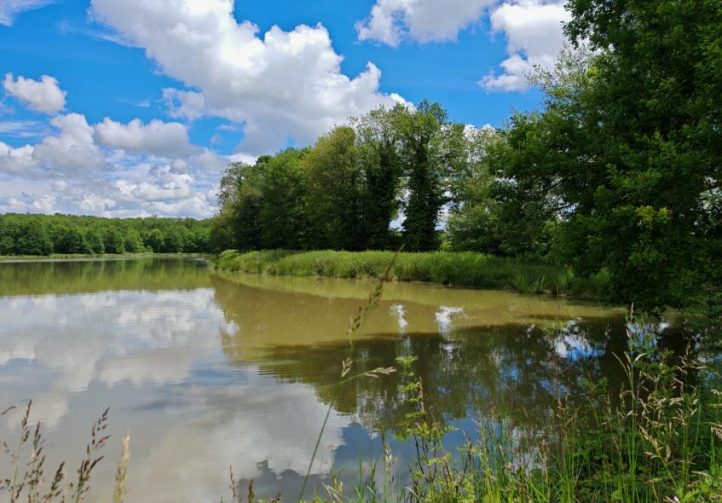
[211,102,469,253]
[0,214,211,255]
[213,0,721,312]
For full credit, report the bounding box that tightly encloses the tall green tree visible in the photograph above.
[392,101,466,251]
[303,127,365,250]
[211,161,262,251]
[258,149,308,249]
[354,107,401,249]
[552,0,722,309]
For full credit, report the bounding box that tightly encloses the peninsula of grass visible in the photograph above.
[213,249,611,298]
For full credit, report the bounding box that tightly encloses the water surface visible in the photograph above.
[0,258,628,501]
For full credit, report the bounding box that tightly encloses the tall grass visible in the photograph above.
[214,250,607,299]
[0,404,130,503]
[390,334,722,503]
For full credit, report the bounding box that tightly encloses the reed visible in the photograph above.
[213,249,608,299]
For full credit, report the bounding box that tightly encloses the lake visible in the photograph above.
[0,257,636,501]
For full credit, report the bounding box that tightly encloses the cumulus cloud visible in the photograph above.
[3,73,66,114]
[34,113,105,172]
[0,113,104,177]
[94,118,194,157]
[0,0,53,26]
[481,0,570,92]
[357,0,494,46]
[0,113,226,218]
[89,0,404,154]
[0,142,35,175]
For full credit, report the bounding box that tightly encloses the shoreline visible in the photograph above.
[0,252,206,263]
[212,249,612,301]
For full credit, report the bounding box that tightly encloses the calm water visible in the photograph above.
[0,258,632,501]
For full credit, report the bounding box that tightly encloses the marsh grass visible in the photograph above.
[214,250,608,299]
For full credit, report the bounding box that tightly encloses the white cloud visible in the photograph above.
[34,113,105,173]
[0,0,53,26]
[481,0,570,92]
[0,142,35,175]
[357,0,494,46]
[90,0,404,154]
[0,113,227,218]
[0,114,104,177]
[162,88,205,122]
[0,120,48,139]
[94,118,194,157]
[3,73,66,114]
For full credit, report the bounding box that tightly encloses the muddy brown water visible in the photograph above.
[0,257,637,501]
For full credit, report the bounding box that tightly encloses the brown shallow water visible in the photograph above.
[0,258,632,501]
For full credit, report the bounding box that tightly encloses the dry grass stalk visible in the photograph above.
[113,432,130,503]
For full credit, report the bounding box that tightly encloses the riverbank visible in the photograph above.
[0,252,205,263]
[213,249,611,299]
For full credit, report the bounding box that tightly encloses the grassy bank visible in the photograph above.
[214,249,611,298]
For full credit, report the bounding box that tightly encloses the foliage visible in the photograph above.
[213,249,604,298]
[493,0,722,311]
[211,102,466,254]
[391,101,466,252]
[0,213,212,256]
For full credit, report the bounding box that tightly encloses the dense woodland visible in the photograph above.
[0,214,211,255]
[213,0,722,312]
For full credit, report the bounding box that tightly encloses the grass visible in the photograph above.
[213,249,610,299]
[0,403,130,503]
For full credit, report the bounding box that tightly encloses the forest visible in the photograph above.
[0,213,211,255]
[212,0,722,314]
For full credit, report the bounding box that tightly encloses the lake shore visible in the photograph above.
[0,252,205,263]
[213,249,612,300]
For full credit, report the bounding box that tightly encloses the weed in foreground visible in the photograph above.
[1,403,130,503]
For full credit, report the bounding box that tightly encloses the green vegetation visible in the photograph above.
[210,101,467,255]
[214,249,609,298]
[0,213,212,256]
[212,0,722,314]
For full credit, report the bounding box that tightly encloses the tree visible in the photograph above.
[354,107,401,249]
[552,1,722,309]
[392,101,465,251]
[303,128,365,250]
[447,126,505,253]
[144,228,163,253]
[15,219,52,256]
[258,150,308,249]
[212,161,263,251]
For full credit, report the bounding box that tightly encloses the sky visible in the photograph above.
[0,0,570,218]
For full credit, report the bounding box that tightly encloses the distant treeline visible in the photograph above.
[0,213,211,256]
[213,0,722,314]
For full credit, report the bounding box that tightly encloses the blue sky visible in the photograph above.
[0,0,569,217]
